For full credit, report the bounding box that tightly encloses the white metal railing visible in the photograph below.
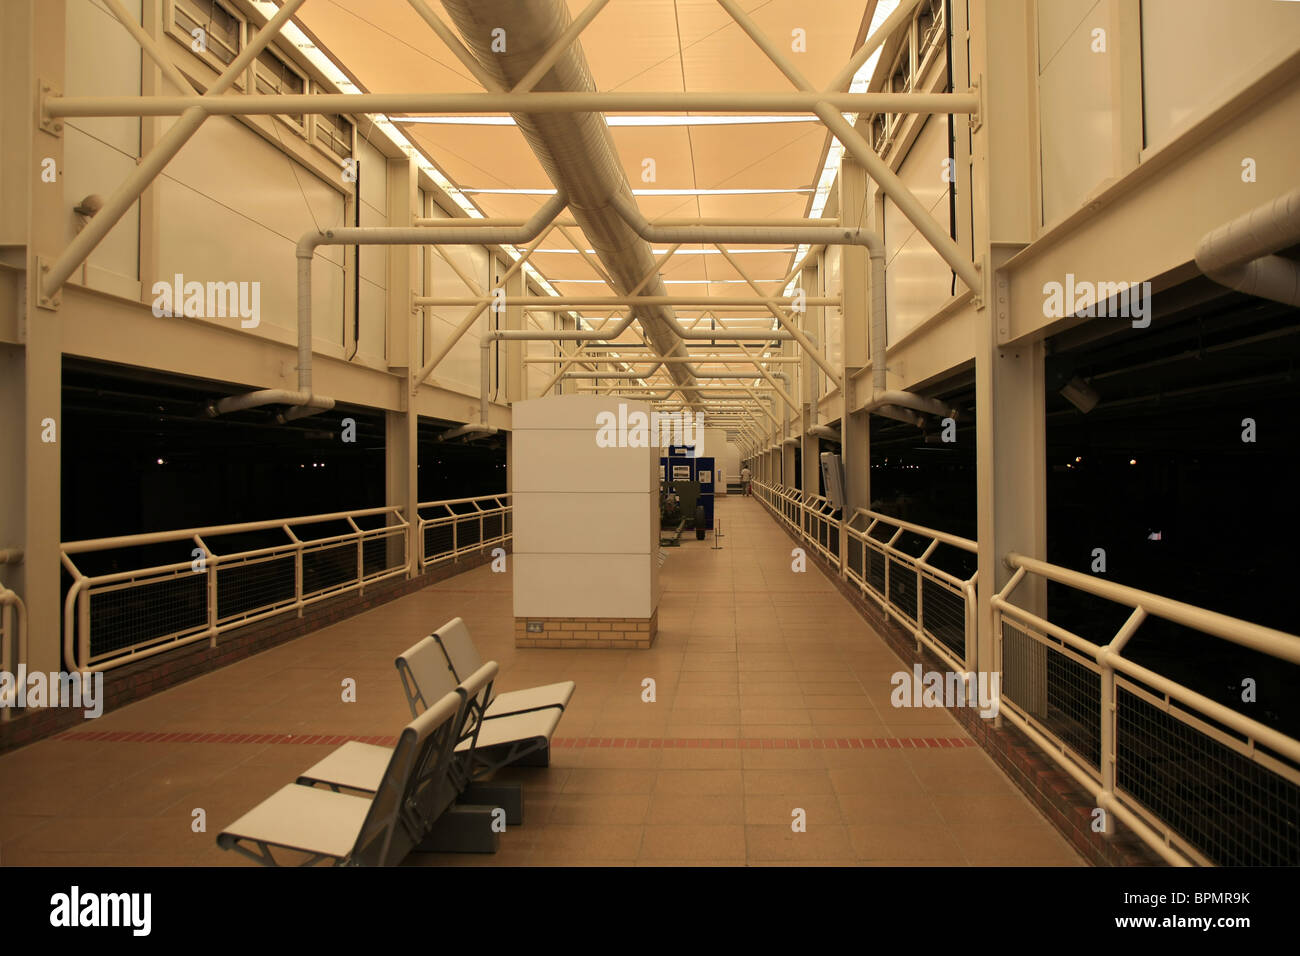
[416,494,512,570]
[845,507,977,674]
[61,506,410,673]
[753,479,977,672]
[995,553,1300,867]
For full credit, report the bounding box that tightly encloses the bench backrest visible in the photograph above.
[430,616,484,684]
[395,633,460,719]
[348,688,460,867]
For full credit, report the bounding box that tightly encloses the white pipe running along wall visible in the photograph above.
[1195,186,1300,307]
[208,193,569,420]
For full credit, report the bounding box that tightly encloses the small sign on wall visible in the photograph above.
[672,465,691,480]
[698,470,712,484]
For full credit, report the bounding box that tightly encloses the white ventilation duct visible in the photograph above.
[1195,186,1300,307]
[440,0,703,407]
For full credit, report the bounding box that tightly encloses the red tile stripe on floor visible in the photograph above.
[53,730,974,749]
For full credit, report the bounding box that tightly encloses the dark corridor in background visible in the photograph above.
[60,359,506,544]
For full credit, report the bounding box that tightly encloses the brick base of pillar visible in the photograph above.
[514,608,658,649]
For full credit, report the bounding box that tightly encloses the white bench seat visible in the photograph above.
[487,681,576,719]
[220,784,372,862]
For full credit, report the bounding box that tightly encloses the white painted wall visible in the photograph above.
[63,0,141,299]
[883,115,954,344]
[157,117,346,346]
[1037,0,1114,226]
[1141,0,1300,149]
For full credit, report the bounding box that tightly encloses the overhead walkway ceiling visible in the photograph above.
[292,0,886,425]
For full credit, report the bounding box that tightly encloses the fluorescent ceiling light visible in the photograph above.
[535,247,794,255]
[464,188,812,196]
[397,115,819,127]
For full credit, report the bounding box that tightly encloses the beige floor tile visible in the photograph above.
[639,824,746,861]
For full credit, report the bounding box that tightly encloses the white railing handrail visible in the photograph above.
[62,505,407,556]
[416,492,510,510]
[1005,552,1300,666]
[851,507,977,553]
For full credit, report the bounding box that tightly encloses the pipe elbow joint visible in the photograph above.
[296,233,325,259]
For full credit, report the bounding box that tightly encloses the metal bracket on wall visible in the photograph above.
[969,78,984,134]
[38,79,63,136]
[971,253,987,311]
[34,257,61,311]
[994,271,1010,343]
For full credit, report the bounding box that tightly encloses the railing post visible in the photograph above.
[1,603,10,721]
[77,586,90,671]
[417,515,426,573]
[284,524,304,618]
[1097,606,1147,837]
[347,517,364,594]
[196,534,218,649]
[838,514,847,578]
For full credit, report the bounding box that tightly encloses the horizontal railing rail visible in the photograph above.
[416,493,512,569]
[60,505,412,673]
[995,553,1300,867]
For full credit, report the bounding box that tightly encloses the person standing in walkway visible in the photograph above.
[740,465,752,496]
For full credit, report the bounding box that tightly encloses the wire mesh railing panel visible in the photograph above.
[482,512,504,542]
[922,574,966,659]
[846,535,864,581]
[864,542,886,597]
[1001,617,1102,770]
[362,530,406,578]
[423,522,455,562]
[88,573,207,661]
[888,556,918,623]
[1116,683,1300,866]
[302,542,357,598]
[455,517,483,550]
[216,554,296,622]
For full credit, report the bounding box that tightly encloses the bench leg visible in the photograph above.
[462,782,524,825]
[510,741,550,768]
[417,804,501,854]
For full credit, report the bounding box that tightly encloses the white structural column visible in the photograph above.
[839,155,872,516]
[2,2,65,672]
[799,259,821,495]
[778,314,797,485]
[965,1,1047,692]
[385,156,420,574]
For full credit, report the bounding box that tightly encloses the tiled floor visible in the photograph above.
[0,496,1083,867]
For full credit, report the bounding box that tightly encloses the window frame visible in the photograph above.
[169,0,246,82]
[251,45,310,136]
[312,108,356,166]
